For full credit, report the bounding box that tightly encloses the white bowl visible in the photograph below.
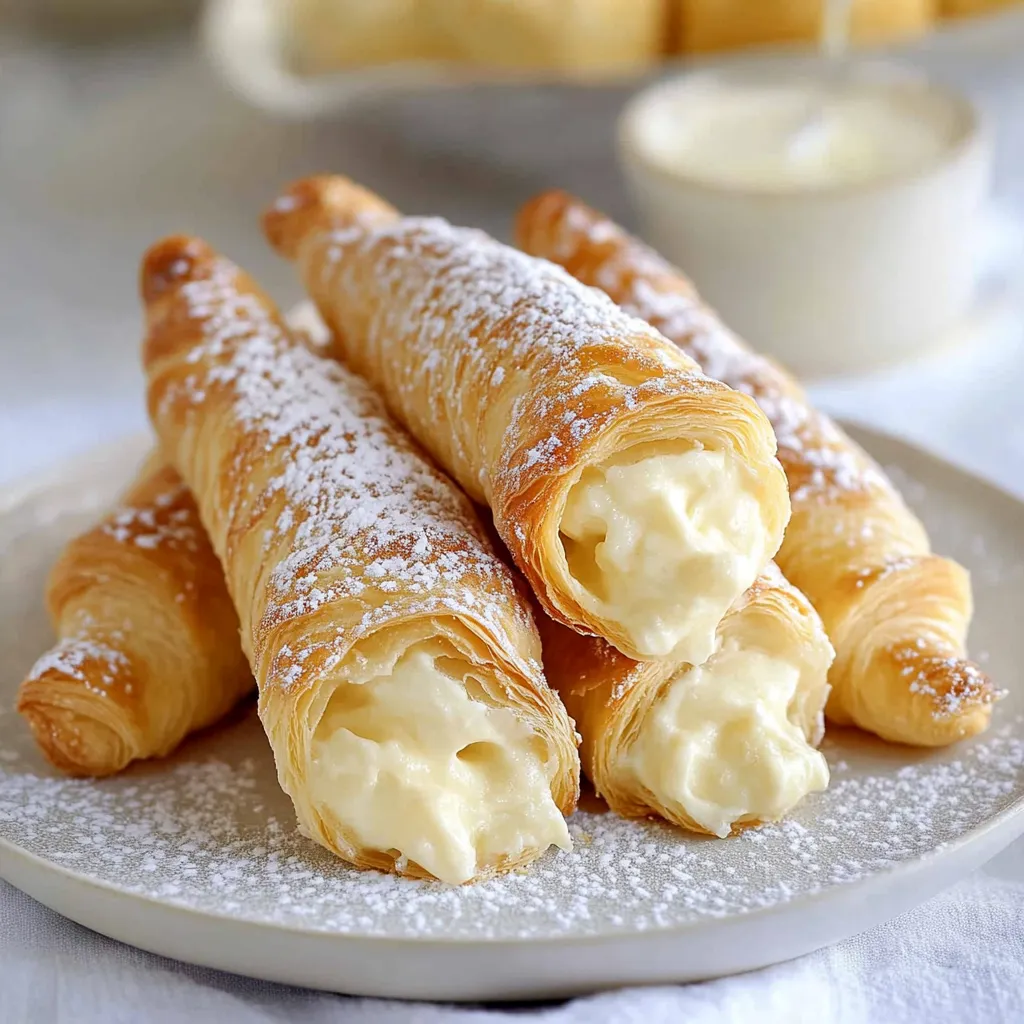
[618,62,992,378]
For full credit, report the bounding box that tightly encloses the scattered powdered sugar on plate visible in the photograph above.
[1,707,1021,939]
[3,382,1023,944]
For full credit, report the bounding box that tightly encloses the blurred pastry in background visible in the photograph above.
[427,0,666,74]
[939,0,1020,17]
[673,0,934,54]
[287,0,454,75]
[286,0,667,76]
[276,0,1022,79]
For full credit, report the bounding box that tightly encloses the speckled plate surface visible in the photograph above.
[1,427,1023,1001]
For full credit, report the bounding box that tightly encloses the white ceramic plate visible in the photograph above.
[1,427,1022,1002]
[200,0,1024,118]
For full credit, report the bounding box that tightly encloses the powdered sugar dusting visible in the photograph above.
[25,630,130,697]
[153,256,541,686]
[896,643,997,719]
[101,485,200,552]
[1,707,1021,939]
[320,216,711,502]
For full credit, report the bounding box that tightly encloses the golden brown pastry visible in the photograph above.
[542,564,833,836]
[263,175,790,667]
[17,455,252,777]
[673,0,933,53]
[140,235,579,885]
[517,189,995,747]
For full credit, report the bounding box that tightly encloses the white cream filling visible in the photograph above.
[309,642,570,885]
[624,640,829,837]
[560,447,768,662]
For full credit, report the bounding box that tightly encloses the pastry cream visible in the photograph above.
[560,446,768,663]
[309,641,570,885]
[623,640,829,837]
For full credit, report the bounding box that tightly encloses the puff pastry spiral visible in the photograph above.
[517,190,995,746]
[17,456,253,776]
[264,175,790,666]
[141,235,579,884]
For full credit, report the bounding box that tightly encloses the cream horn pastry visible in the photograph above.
[140,235,579,885]
[17,456,253,777]
[517,189,995,747]
[542,564,833,836]
[263,175,790,666]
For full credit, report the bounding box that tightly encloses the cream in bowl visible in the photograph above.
[618,63,991,377]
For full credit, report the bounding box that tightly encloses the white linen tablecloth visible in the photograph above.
[2,26,1024,1024]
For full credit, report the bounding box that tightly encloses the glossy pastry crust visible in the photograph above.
[17,455,253,777]
[540,565,832,834]
[263,175,790,662]
[517,189,995,746]
[140,235,579,882]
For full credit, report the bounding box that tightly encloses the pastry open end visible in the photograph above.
[263,175,790,664]
[140,235,579,883]
[17,458,253,777]
[561,442,772,663]
[542,566,833,836]
[309,634,569,884]
[516,188,996,747]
